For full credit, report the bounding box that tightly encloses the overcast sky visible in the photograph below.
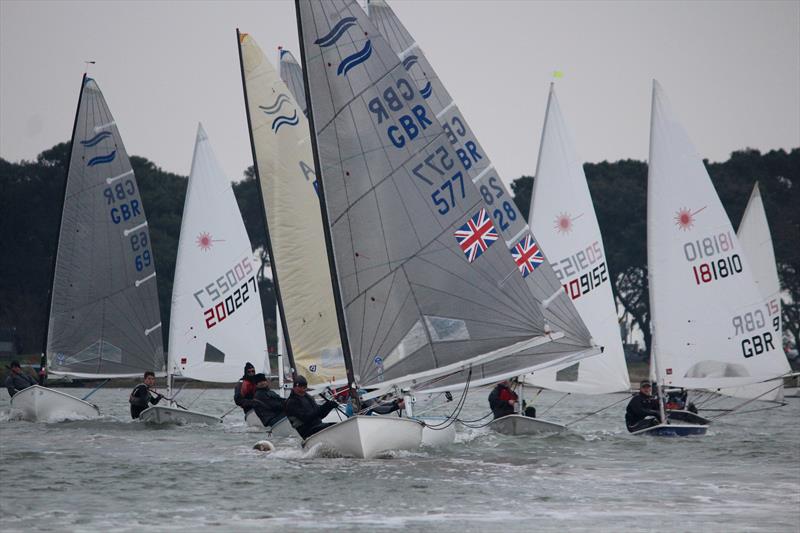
[1,0,798,186]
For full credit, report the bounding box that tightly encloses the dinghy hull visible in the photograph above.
[632,423,707,437]
[139,405,221,425]
[489,414,567,435]
[302,416,423,458]
[9,385,99,422]
[666,409,710,425]
[418,417,456,446]
[246,408,347,437]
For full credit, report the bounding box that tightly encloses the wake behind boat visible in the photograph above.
[139,404,220,425]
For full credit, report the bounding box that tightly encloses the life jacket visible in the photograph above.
[240,379,256,398]
[498,387,518,403]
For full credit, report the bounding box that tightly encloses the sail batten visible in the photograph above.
[46,77,164,377]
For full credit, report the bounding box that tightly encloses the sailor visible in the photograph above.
[344,390,404,416]
[129,371,162,419]
[4,360,37,398]
[233,362,258,415]
[284,375,339,439]
[488,379,518,419]
[251,373,286,428]
[625,380,662,432]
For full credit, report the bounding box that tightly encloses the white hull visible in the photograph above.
[9,385,99,422]
[489,414,567,435]
[139,405,221,425]
[418,417,456,446]
[302,416,423,458]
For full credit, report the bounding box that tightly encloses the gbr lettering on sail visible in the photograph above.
[681,226,778,359]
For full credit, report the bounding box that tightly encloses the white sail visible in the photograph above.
[239,32,346,385]
[525,85,630,394]
[646,80,790,392]
[718,183,787,401]
[168,124,268,383]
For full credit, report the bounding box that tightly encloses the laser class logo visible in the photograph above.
[196,232,218,252]
[674,206,706,231]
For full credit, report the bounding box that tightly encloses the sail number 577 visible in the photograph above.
[412,146,465,215]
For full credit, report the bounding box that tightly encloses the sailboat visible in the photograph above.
[495,84,632,434]
[367,0,602,436]
[11,75,164,422]
[139,125,269,425]
[292,0,599,457]
[715,183,790,402]
[642,80,791,436]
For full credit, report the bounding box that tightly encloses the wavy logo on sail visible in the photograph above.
[402,55,418,71]
[259,93,291,115]
[420,82,433,99]
[87,150,117,167]
[337,40,372,76]
[80,131,112,147]
[315,16,357,47]
[272,110,299,133]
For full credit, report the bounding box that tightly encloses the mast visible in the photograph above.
[236,28,297,379]
[41,73,87,366]
[293,5,359,406]
[646,81,666,424]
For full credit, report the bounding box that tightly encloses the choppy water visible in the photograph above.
[1,387,798,532]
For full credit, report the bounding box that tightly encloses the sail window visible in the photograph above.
[203,343,225,363]
[65,340,122,365]
[555,362,579,382]
[383,320,428,368]
[319,346,344,368]
[424,316,470,342]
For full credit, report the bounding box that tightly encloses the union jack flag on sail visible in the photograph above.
[511,234,544,278]
[454,208,498,263]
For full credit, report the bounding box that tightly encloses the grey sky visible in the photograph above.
[1,0,798,186]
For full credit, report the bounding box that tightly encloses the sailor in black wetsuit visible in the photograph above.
[129,371,162,419]
[4,361,37,398]
[284,375,338,439]
[625,381,662,432]
[252,373,286,428]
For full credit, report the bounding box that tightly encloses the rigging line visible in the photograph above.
[708,382,785,421]
[565,394,630,427]
[185,387,208,409]
[424,369,472,430]
[538,392,570,417]
[719,404,786,415]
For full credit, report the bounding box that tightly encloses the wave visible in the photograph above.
[271,110,299,133]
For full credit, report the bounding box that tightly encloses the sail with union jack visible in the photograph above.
[454,208,498,263]
[511,234,544,278]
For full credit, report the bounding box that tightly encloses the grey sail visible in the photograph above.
[367,0,594,362]
[297,0,596,391]
[46,77,164,378]
[279,48,307,116]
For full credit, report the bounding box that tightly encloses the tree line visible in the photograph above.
[1,143,797,361]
